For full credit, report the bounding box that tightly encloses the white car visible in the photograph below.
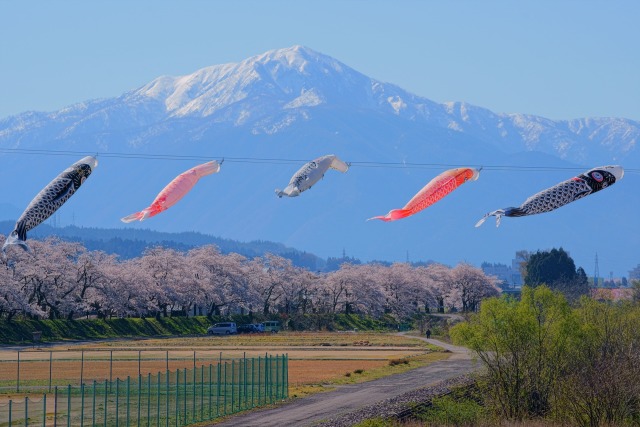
[207,322,237,335]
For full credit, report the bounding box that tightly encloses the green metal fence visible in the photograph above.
[0,349,260,392]
[0,354,288,427]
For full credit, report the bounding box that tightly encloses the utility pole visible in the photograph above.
[594,253,600,288]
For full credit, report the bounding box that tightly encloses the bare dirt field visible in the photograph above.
[0,332,444,399]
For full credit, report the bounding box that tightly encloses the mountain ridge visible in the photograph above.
[2,45,638,163]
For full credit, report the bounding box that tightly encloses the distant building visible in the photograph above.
[591,288,633,302]
[510,250,531,287]
[481,262,512,287]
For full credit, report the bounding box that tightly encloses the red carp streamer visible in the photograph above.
[368,167,480,222]
[121,161,220,222]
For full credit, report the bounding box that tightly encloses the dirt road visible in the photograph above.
[211,337,476,427]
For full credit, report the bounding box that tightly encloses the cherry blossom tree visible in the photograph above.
[451,263,500,312]
[0,237,503,322]
[188,246,257,317]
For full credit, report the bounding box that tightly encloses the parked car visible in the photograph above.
[250,323,265,332]
[207,322,237,335]
[237,324,255,334]
[261,321,280,333]
[238,323,265,333]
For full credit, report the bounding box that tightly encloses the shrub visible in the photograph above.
[418,395,487,426]
[388,358,409,366]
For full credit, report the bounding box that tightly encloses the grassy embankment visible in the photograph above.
[0,313,397,345]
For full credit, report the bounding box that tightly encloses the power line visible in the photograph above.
[1,147,639,174]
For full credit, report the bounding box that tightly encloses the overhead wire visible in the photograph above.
[1,147,639,174]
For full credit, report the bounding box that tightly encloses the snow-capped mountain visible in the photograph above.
[0,45,638,276]
[2,45,638,162]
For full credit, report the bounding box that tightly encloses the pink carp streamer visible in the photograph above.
[121,161,220,223]
[368,167,480,222]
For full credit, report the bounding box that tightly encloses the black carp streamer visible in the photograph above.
[3,156,97,253]
[475,165,624,227]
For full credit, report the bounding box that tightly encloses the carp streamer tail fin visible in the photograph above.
[475,209,505,228]
[367,208,412,222]
[2,230,31,253]
[121,208,153,223]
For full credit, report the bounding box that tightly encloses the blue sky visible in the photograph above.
[1,0,638,121]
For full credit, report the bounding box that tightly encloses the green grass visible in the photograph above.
[0,313,401,345]
[0,317,212,344]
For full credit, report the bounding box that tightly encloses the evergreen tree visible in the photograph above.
[525,248,588,302]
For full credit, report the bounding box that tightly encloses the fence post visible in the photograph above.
[192,364,196,422]
[251,358,254,408]
[276,354,280,400]
[137,375,141,427]
[115,378,120,427]
[24,396,27,427]
[165,370,169,427]
[182,369,186,424]
[43,394,46,427]
[283,353,289,399]
[257,356,261,405]
[54,386,58,427]
[104,380,108,427]
[216,362,220,417]
[265,355,269,403]
[126,376,131,427]
[67,384,71,427]
[109,351,113,393]
[144,373,148,427]
[138,351,141,378]
[81,350,84,386]
[92,380,96,427]
[175,369,179,427]
[243,353,247,408]
[223,363,227,416]
[199,365,204,422]
[8,400,11,427]
[81,382,85,427]
[238,359,242,412]
[49,351,53,392]
[231,360,235,414]
[156,372,161,427]
[208,364,212,420]
[17,350,20,392]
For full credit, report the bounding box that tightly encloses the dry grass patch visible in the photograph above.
[288,352,449,398]
[61,332,435,350]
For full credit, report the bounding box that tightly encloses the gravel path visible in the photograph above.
[210,337,478,427]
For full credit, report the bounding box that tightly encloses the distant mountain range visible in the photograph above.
[0,220,328,270]
[1,45,638,277]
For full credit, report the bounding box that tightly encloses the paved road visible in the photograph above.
[211,337,477,427]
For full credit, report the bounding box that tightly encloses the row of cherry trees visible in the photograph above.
[0,237,499,321]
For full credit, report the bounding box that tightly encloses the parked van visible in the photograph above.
[261,321,280,333]
[207,322,237,335]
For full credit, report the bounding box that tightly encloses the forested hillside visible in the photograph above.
[0,221,326,270]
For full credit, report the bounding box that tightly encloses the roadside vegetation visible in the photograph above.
[350,286,640,427]
[451,286,640,426]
